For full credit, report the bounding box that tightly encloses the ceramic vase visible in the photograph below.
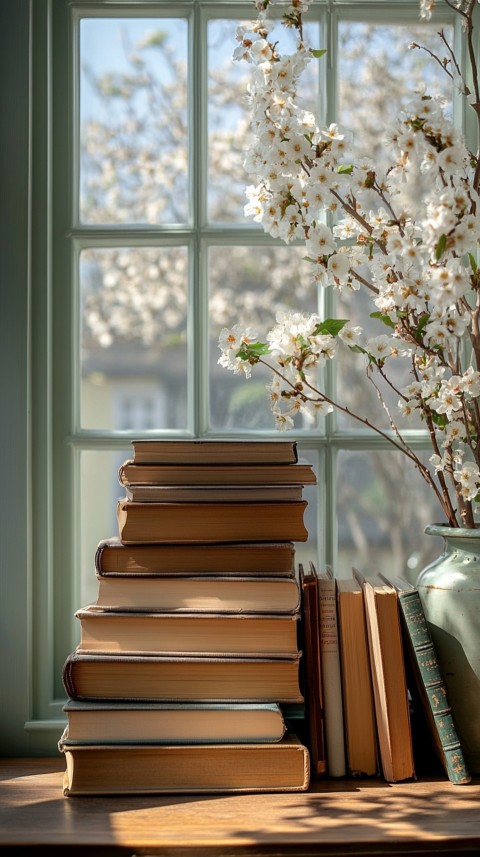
[416,524,480,773]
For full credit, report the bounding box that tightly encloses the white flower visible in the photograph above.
[366,335,395,361]
[338,324,362,346]
[454,461,480,502]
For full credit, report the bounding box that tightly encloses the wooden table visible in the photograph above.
[1,758,480,855]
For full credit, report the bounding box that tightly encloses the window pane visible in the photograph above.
[335,19,454,430]
[80,17,188,224]
[207,18,321,224]
[336,449,442,581]
[338,21,453,169]
[80,449,131,610]
[296,448,320,569]
[208,245,320,430]
[80,246,188,430]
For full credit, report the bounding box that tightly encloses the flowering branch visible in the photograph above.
[219,0,480,528]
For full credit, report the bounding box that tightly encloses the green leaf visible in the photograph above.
[310,49,327,58]
[468,253,478,273]
[315,318,349,336]
[431,412,447,429]
[337,164,354,175]
[348,344,368,356]
[435,234,447,261]
[303,256,319,264]
[415,312,430,338]
[370,311,396,329]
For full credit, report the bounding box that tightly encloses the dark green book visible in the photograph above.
[381,575,470,785]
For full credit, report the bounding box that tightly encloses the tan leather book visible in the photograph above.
[60,732,310,795]
[353,570,414,783]
[95,538,296,576]
[75,608,300,657]
[116,499,309,544]
[62,651,304,703]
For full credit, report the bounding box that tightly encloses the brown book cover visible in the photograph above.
[62,651,304,703]
[118,458,316,486]
[336,577,378,777]
[116,499,309,544]
[60,732,310,795]
[131,439,298,465]
[298,563,327,777]
[75,608,300,657]
[93,574,300,613]
[353,570,414,783]
[95,538,296,576]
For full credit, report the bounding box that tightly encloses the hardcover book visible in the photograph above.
[118,458,316,487]
[353,569,415,783]
[62,651,304,703]
[336,577,378,777]
[60,732,310,795]
[95,538,296,576]
[316,564,346,778]
[123,484,304,503]
[61,700,287,744]
[381,574,471,785]
[298,563,327,777]
[75,607,300,657]
[116,499,308,544]
[93,574,300,613]
[131,439,299,465]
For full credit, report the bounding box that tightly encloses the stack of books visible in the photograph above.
[59,439,315,795]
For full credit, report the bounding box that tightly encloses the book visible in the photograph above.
[380,574,471,785]
[116,499,308,544]
[316,564,346,778]
[95,538,296,576]
[123,484,304,502]
[353,569,415,783]
[59,732,310,795]
[118,458,316,487]
[62,651,304,702]
[298,563,327,777]
[336,577,378,777]
[75,607,300,657]
[93,574,300,613]
[61,701,287,744]
[131,439,298,465]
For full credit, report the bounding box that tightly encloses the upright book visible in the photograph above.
[353,569,414,783]
[118,458,316,487]
[336,577,378,777]
[75,608,300,657]
[61,700,287,744]
[316,564,346,778]
[95,538,296,576]
[63,651,304,703]
[60,732,310,795]
[93,574,300,613]
[381,574,470,785]
[131,439,299,465]
[298,563,327,777]
[116,499,308,544]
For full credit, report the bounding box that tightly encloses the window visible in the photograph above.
[11,0,460,754]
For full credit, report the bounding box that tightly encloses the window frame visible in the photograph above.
[12,0,466,754]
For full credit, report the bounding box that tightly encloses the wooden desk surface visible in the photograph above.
[1,757,480,856]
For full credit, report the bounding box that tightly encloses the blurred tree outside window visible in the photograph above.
[57,2,456,630]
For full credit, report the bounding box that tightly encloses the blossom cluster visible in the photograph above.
[219,0,480,527]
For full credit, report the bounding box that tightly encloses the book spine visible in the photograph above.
[318,579,346,777]
[62,655,77,699]
[399,589,471,785]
